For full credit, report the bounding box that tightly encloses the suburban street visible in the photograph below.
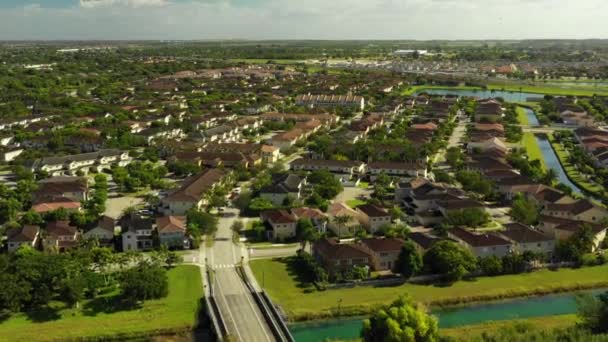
[205,207,276,342]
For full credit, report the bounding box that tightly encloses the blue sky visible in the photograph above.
[0,0,606,40]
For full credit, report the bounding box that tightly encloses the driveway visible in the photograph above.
[104,194,144,219]
[333,186,372,203]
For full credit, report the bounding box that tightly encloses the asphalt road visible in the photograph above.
[206,207,276,342]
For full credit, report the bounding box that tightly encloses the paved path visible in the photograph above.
[205,208,276,342]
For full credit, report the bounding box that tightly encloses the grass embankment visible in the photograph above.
[442,314,578,340]
[521,132,547,170]
[547,134,604,196]
[516,106,529,126]
[346,199,367,208]
[0,265,203,341]
[402,84,608,97]
[251,258,608,321]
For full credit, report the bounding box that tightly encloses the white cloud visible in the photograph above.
[79,0,170,8]
[0,0,606,40]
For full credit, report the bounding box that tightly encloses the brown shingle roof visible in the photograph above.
[449,227,512,247]
[165,169,226,203]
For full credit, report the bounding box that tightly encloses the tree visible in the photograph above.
[446,147,465,169]
[389,206,404,221]
[395,240,422,279]
[296,218,317,250]
[424,240,477,282]
[249,197,275,211]
[510,194,539,225]
[308,170,343,200]
[20,210,43,226]
[187,209,218,237]
[445,208,490,228]
[478,256,503,276]
[361,295,439,342]
[333,215,353,237]
[576,291,608,333]
[120,262,168,303]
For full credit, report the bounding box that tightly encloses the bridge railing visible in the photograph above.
[237,266,295,342]
[206,268,228,341]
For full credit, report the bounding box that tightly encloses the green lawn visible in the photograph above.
[548,134,604,195]
[442,314,578,341]
[401,84,608,97]
[0,265,203,341]
[516,106,529,126]
[357,181,370,189]
[346,199,367,208]
[521,132,547,170]
[251,258,608,321]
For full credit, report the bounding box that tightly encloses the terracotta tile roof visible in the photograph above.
[32,199,81,213]
[261,210,297,224]
[156,216,186,233]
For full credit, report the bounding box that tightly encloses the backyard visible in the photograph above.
[251,258,608,321]
[0,265,203,341]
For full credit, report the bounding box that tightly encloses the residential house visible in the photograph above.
[156,216,189,249]
[360,237,405,271]
[448,227,513,258]
[313,238,372,275]
[538,215,607,251]
[259,173,306,206]
[260,210,297,241]
[499,223,555,256]
[27,149,131,176]
[159,169,227,215]
[291,207,328,233]
[83,215,116,248]
[6,225,40,252]
[291,158,365,183]
[367,161,427,180]
[44,221,80,252]
[119,214,155,251]
[356,204,392,233]
[296,94,365,111]
[408,232,440,252]
[542,199,608,223]
[327,202,362,237]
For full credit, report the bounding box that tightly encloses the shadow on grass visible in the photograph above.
[25,306,61,323]
[276,257,315,291]
[82,294,142,317]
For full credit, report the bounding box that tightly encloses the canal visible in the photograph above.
[413,88,543,102]
[289,290,604,342]
[535,134,584,196]
[523,107,540,127]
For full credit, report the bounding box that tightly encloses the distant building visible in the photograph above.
[295,94,365,111]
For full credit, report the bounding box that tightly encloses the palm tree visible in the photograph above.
[333,215,352,238]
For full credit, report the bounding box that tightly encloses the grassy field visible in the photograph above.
[521,132,547,170]
[547,134,604,195]
[442,314,578,340]
[401,84,608,97]
[346,199,367,208]
[0,265,203,341]
[251,258,608,321]
[516,106,529,126]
